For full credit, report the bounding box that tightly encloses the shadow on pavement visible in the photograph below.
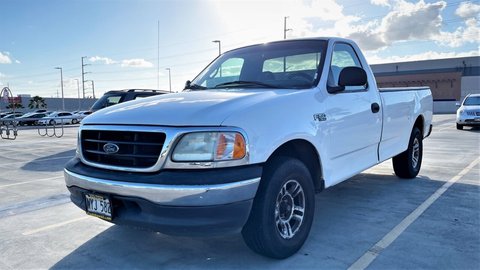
[51,172,458,269]
[21,149,75,172]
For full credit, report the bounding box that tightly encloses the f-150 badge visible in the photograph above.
[313,113,327,121]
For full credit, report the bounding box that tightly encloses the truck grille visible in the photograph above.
[81,130,166,168]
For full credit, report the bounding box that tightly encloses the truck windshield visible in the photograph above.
[464,96,480,106]
[91,93,126,111]
[189,40,327,90]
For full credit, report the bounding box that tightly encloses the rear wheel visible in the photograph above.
[392,127,423,178]
[456,123,463,130]
[242,157,315,259]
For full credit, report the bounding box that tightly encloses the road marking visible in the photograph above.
[0,176,63,188]
[22,216,90,236]
[0,156,72,167]
[348,156,480,270]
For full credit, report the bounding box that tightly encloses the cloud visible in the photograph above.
[455,2,480,19]
[371,0,390,7]
[121,59,154,68]
[15,60,21,64]
[89,56,116,65]
[366,49,480,64]
[0,72,5,78]
[436,18,480,47]
[380,0,446,43]
[0,52,12,64]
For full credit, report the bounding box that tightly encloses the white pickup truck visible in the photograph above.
[64,37,433,259]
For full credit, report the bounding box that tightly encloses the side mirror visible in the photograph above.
[327,66,367,94]
[338,66,368,87]
[184,80,191,90]
[455,102,461,107]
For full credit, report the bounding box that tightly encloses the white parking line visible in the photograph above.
[0,176,63,188]
[22,216,90,236]
[348,156,480,270]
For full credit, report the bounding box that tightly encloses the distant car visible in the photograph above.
[72,111,93,124]
[456,94,480,130]
[38,111,74,125]
[15,113,48,126]
[0,112,23,125]
[90,89,169,112]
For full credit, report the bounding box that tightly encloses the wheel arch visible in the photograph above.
[413,114,425,136]
[264,139,324,192]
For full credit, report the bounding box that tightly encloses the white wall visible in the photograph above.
[460,76,480,101]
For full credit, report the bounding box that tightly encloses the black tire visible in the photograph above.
[49,119,55,125]
[72,119,79,124]
[242,157,315,259]
[392,127,423,178]
[456,123,463,130]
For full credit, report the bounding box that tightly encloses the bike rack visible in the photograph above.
[0,87,18,140]
[0,122,18,140]
[37,118,65,138]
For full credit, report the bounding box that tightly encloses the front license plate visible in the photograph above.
[85,193,112,221]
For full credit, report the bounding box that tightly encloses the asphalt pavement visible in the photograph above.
[0,114,478,269]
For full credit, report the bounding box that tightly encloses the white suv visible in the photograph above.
[457,94,480,130]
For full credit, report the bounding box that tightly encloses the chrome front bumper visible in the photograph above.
[64,169,260,207]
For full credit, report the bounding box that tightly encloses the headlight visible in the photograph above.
[172,132,246,162]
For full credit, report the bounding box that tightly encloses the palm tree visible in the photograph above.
[28,96,47,109]
[6,102,24,109]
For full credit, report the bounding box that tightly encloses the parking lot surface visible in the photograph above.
[0,114,478,269]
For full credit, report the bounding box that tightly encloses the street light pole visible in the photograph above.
[165,68,171,93]
[74,79,80,110]
[212,40,221,55]
[55,67,64,110]
[284,16,291,39]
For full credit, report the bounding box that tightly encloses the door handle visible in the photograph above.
[371,102,380,113]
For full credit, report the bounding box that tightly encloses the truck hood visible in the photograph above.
[82,89,283,126]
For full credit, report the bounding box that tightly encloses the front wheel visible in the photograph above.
[242,157,315,259]
[456,123,463,130]
[392,127,423,178]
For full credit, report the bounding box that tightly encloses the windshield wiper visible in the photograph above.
[213,80,281,89]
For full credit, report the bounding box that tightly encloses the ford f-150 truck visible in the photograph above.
[64,37,433,259]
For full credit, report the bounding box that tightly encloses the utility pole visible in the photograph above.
[284,16,291,39]
[86,80,95,99]
[54,67,64,110]
[81,56,90,99]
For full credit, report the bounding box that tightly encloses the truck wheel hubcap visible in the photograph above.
[412,137,420,169]
[275,179,305,239]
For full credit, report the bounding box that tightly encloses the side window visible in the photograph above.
[328,43,365,91]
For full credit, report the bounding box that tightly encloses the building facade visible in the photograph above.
[371,56,480,113]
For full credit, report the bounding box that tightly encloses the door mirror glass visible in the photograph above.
[339,67,367,87]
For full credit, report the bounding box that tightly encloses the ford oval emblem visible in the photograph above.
[103,143,119,154]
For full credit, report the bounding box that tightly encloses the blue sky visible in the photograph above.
[0,0,479,98]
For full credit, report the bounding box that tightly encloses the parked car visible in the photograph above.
[14,113,48,126]
[72,111,93,124]
[456,93,480,130]
[90,89,170,112]
[64,37,433,259]
[38,111,74,125]
[0,112,23,125]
